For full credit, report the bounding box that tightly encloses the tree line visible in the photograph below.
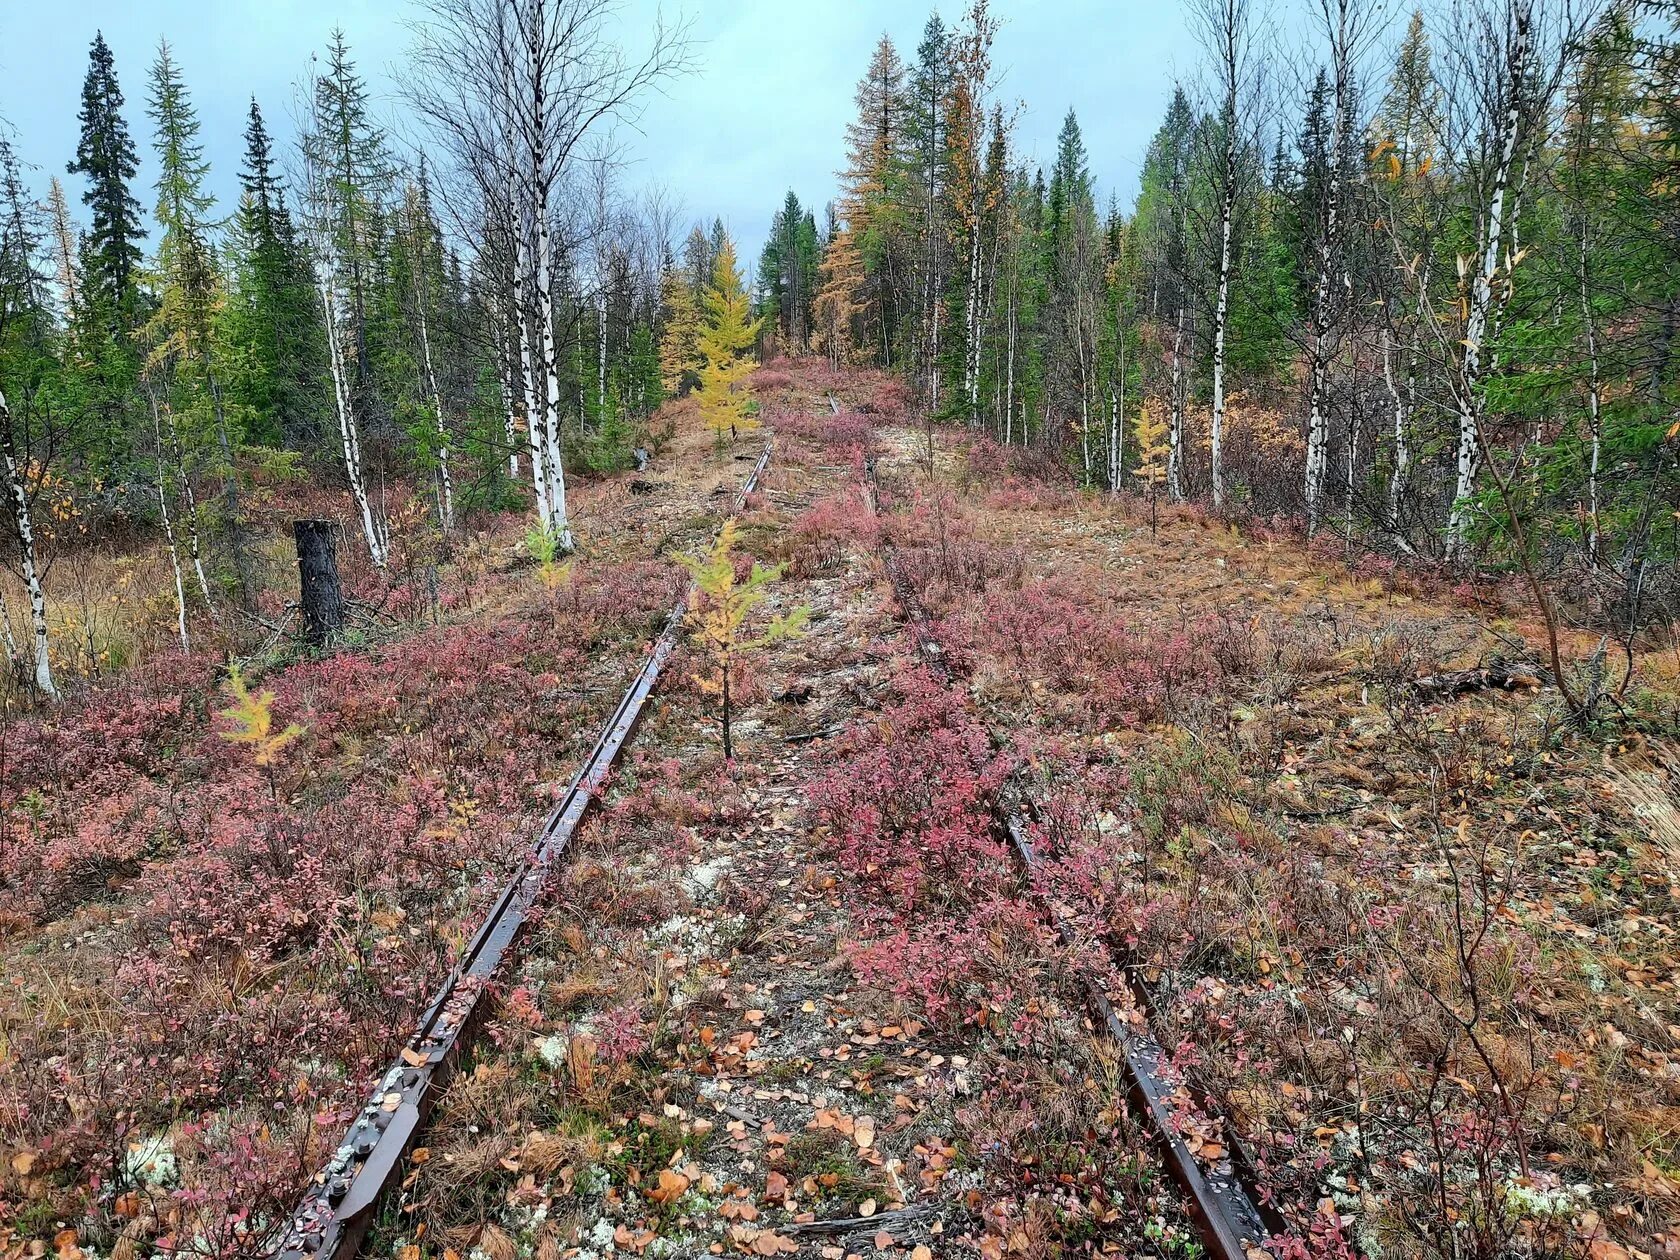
[774,0,1678,650]
[0,0,784,702]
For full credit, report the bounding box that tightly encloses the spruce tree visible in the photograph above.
[68,32,145,328]
[66,31,145,480]
[229,98,324,447]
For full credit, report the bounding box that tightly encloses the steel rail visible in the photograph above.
[269,445,774,1260]
[862,451,1281,1260]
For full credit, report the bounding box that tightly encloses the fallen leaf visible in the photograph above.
[649,1167,691,1204]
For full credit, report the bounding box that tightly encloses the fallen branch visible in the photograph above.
[782,1204,939,1236]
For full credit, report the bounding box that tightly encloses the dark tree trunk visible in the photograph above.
[295,519,344,645]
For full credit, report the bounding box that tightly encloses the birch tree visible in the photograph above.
[0,135,58,698]
[1190,0,1258,509]
[0,389,53,697]
[1301,0,1378,535]
[300,108,387,568]
[412,0,687,550]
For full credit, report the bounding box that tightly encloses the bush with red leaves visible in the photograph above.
[810,668,1053,1030]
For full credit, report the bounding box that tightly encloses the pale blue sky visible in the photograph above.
[0,1,1203,270]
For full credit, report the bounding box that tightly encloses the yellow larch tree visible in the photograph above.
[696,235,762,447]
[1133,398,1170,536]
[813,224,864,370]
[657,265,703,396]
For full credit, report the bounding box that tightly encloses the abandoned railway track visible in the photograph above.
[858,434,1284,1260]
[269,447,775,1260]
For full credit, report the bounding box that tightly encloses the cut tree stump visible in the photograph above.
[295,519,345,645]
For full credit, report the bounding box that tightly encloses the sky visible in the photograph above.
[0,0,1203,272]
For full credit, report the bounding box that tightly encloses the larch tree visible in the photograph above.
[835,34,907,367]
[696,235,761,447]
[813,203,864,370]
[658,263,704,395]
[144,39,239,605]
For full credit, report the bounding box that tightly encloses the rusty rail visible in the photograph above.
[862,452,1281,1260]
[270,445,774,1260]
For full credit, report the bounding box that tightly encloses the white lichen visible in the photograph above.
[124,1133,178,1187]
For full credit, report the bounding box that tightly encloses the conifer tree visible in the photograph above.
[66,31,146,481]
[814,205,865,369]
[904,14,952,403]
[68,32,145,328]
[658,265,703,395]
[757,191,820,352]
[696,236,761,446]
[833,34,907,365]
[304,30,391,426]
[144,39,228,608]
[228,98,323,448]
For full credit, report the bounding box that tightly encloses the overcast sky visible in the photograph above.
[0,0,1204,271]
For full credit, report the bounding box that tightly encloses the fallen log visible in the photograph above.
[1412,657,1546,698]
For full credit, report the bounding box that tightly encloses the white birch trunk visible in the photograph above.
[1382,327,1410,528]
[596,289,608,431]
[1210,178,1234,509]
[490,291,521,480]
[0,584,19,668]
[514,228,550,531]
[1168,299,1186,502]
[1004,264,1017,444]
[1579,213,1603,565]
[534,213,573,549]
[1110,327,1126,495]
[1344,407,1359,539]
[1447,0,1531,561]
[1108,387,1121,495]
[965,218,982,417]
[161,400,216,615]
[1308,0,1352,537]
[1305,349,1330,533]
[414,274,455,531]
[319,269,387,568]
[150,396,191,654]
[0,389,54,697]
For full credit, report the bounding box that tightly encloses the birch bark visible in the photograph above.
[0,389,54,697]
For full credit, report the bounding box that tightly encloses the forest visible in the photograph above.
[3,0,1680,1259]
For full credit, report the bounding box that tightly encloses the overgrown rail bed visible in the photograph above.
[0,431,773,1255]
[5,362,1675,1260]
[862,444,1280,1260]
[271,449,774,1260]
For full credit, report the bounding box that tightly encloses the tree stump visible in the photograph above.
[295,519,345,645]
